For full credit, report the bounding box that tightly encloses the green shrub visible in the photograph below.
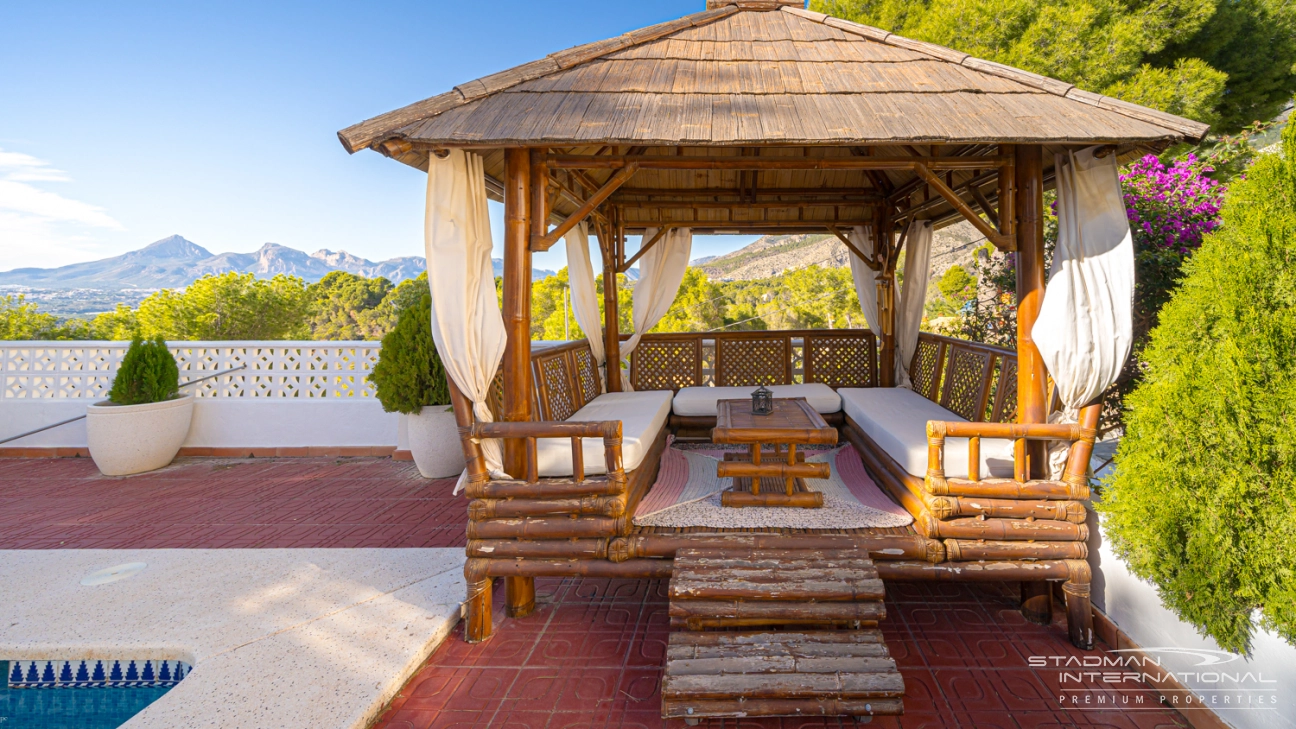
[108,337,180,405]
[1098,121,1296,654]
[368,293,450,414]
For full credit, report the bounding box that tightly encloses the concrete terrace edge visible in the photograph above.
[0,549,467,729]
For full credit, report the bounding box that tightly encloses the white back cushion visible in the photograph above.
[839,387,1015,479]
[672,383,842,416]
[535,391,673,477]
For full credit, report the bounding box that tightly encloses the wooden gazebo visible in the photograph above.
[340,0,1206,715]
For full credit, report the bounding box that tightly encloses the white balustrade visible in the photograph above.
[0,341,380,399]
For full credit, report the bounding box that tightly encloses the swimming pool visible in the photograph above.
[2,659,188,729]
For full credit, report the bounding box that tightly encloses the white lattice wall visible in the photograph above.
[0,341,380,399]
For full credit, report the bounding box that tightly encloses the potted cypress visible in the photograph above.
[369,293,465,478]
[87,337,193,476]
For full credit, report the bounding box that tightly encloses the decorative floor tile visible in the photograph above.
[0,456,1195,729]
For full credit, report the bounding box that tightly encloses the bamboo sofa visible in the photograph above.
[452,331,1098,649]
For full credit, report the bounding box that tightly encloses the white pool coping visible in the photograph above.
[1,548,466,728]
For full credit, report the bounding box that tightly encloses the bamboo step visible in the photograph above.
[662,547,903,721]
[670,547,886,603]
[662,631,905,722]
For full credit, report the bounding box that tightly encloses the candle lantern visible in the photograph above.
[751,384,774,415]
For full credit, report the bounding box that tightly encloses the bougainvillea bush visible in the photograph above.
[1099,122,1296,654]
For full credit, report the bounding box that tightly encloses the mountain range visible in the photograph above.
[0,235,556,289]
[691,222,983,281]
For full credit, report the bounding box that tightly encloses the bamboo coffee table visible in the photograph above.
[712,397,837,508]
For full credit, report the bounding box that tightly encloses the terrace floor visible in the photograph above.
[0,456,1190,729]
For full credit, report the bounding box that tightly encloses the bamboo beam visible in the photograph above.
[613,200,879,210]
[912,162,1013,249]
[615,186,879,198]
[548,154,1009,172]
[826,225,877,271]
[618,225,673,273]
[621,219,875,232]
[969,185,999,229]
[532,163,638,252]
[501,148,537,621]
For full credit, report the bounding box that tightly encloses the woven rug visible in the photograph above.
[633,441,914,529]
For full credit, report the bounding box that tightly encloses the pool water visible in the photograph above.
[1,661,176,729]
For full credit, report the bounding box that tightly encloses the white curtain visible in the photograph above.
[423,150,508,494]
[1034,147,1134,473]
[896,220,933,388]
[621,227,692,388]
[564,221,605,381]
[846,225,881,335]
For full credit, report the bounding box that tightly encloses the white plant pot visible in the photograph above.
[407,405,466,479]
[86,393,194,476]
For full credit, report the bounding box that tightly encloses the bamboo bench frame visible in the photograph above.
[451,332,1097,650]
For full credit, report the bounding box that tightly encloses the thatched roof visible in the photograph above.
[339,1,1208,156]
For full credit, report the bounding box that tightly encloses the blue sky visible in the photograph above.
[0,0,760,273]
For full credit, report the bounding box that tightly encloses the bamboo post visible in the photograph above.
[1014,145,1051,621]
[1013,145,1048,477]
[464,560,493,643]
[1020,580,1053,625]
[876,207,897,387]
[997,144,1016,244]
[601,222,623,392]
[501,147,536,620]
[1064,561,1095,650]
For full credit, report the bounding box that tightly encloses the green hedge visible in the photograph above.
[108,337,180,405]
[1098,122,1296,653]
[368,293,451,414]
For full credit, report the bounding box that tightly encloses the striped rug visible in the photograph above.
[633,442,913,529]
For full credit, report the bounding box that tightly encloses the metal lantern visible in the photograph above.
[751,384,774,415]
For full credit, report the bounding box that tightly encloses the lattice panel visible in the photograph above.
[909,338,943,399]
[992,358,1019,423]
[631,339,701,391]
[804,334,876,388]
[537,353,579,421]
[940,346,992,421]
[716,337,789,387]
[573,347,601,404]
[0,342,379,398]
[487,369,507,421]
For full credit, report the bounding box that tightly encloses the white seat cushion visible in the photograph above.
[672,383,842,417]
[838,387,1015,479]
[536,390,673,477]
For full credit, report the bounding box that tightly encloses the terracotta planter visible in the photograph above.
[86,394,194,476]
[408,405,466,479]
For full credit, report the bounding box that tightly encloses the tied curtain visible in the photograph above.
[564,222,605,381]
[1033,146,1134,473]
[895,221,934,388]
[422,150,508,494]
[846,225,882,335]
[620,227,692,388]
[846,220,932,388]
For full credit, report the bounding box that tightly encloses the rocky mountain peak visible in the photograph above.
[131,235,211,260]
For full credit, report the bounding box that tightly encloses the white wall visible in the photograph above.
[1088,511,1296,729]
[0,340,401,450]
[1,399,401,449]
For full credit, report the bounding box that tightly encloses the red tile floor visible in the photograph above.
[0,456,1189,729]
[0,455,462,549]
